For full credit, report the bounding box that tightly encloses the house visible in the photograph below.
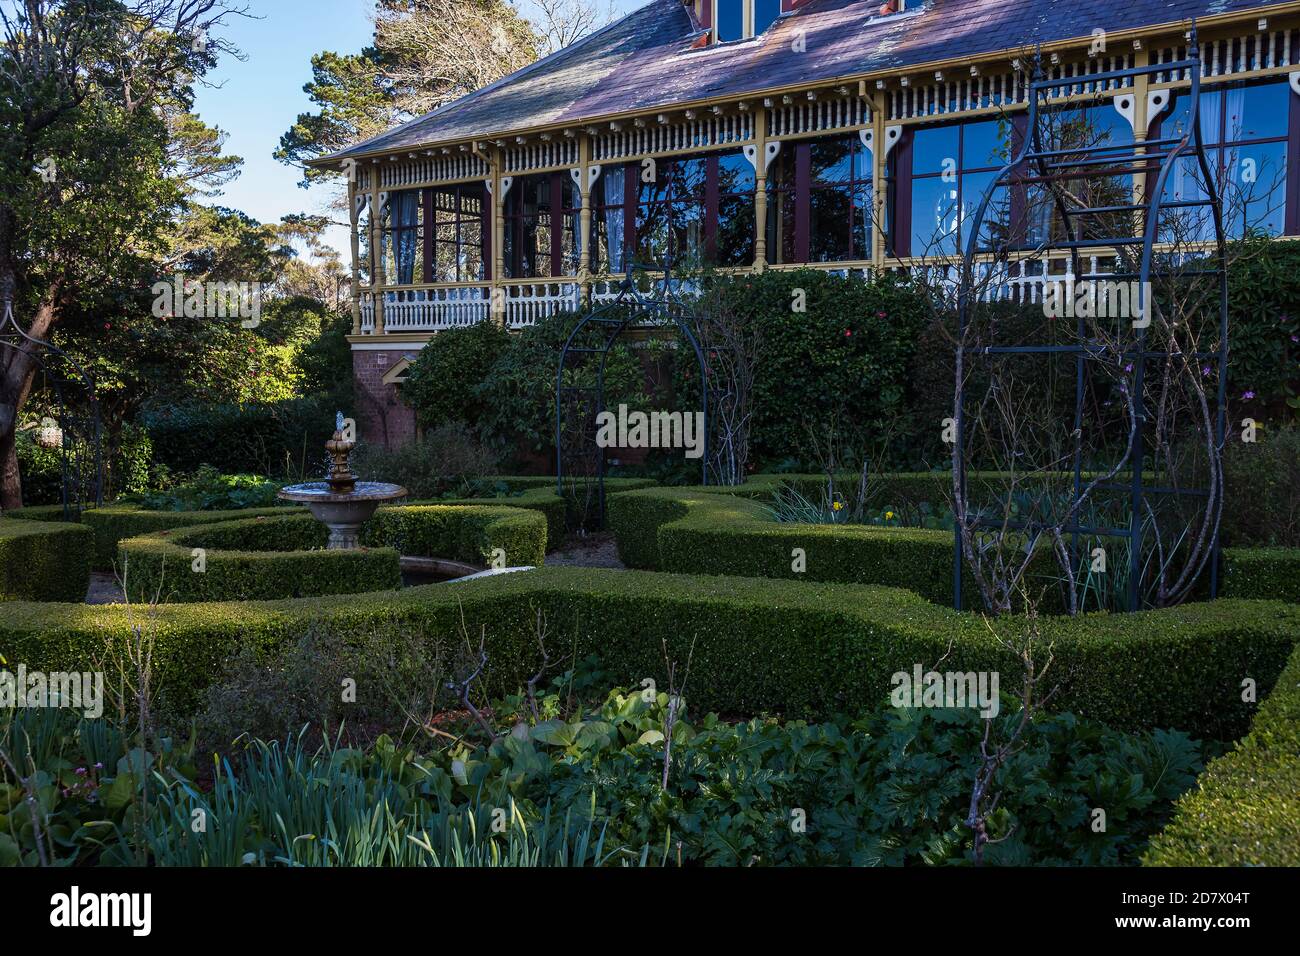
[311,0,1298,446]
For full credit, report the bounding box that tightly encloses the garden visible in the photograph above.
[2,0,1298,882]
[3,262,1298,870]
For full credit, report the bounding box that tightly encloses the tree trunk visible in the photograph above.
[0,293,58,511]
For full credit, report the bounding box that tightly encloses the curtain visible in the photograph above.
[394,190,421,285]
[602,166,625,273]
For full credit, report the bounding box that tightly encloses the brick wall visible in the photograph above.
[352,347,418,450]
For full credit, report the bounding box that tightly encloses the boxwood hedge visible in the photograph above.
[118,503,548,603]
[607,485,977,605]
[1144,637,1300,866]
[1222,547,1300,604]
[1,566,1294,739]
[0,518,93,603]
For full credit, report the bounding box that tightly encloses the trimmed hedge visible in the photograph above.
[607,485,976,605]
[1144,638,1300,866]
[1,566,1295,738]
[0,519,94,603]
[1223,547,1300,604]
[118,503,547,603]
[83,505,296,571]
[119,514,401,603]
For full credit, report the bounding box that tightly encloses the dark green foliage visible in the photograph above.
[119,514,401,603]
[401,321,511,430]
[0,519,93,603]
[1222,423,1300,547]
[2,567,1295,738]
[117,503,547,603]
[474,310,646,465]
[13,430,64,507]
[1223,547,1300,603]
[1224,237,1300,417]
[133,465,284,512]
[82,505,296,571]
[137,397,337,477]
[351,422,499,498]
[1145,639,1300,866]
[698,270,929,467]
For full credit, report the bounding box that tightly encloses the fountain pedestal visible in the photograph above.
[277,415,407,550]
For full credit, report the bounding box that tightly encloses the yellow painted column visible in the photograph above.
[348,176,362,335]
[579,136,593,301]
[493,147,507,328]
[1132,47,1152,208]
[754,109,768,272]
[370,169,385,335]
[872,90,888,267]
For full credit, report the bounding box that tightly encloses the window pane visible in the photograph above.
[1228,82,1289,142]
[1165,90,1221,144]
[1160,151,1217,243]
[670,199,706,266]
[716,0,744,42]
[754,0,782,35]
[811,138,854,186]
[962,120,1007,170]
[1227,141,1287,237]
[912,125,961,176]
[670,156,708,202]
[852,183,874,261]
[962,173,1006,251]
[717,152,755,195]
[809,186,853,261]
[910,176,960,256]
[716,192,754,265]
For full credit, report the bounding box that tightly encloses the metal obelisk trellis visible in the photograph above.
[954,25,1229,612]
[0,299,103,518]
[556,264,710,526]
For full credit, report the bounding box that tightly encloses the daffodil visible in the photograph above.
[885,511,895,520]
[831,500,844,512]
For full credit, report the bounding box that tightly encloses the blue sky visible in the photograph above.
[192,0,646,258]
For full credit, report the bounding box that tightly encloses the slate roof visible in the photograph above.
[320,0,1285,163]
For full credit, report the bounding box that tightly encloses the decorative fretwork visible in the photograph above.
[767,95,871,137]
[377,152,489,189]
[592,113,754,161]
[1153,28,1298,83]
[886,55,1135,121]
[504,138,580,173]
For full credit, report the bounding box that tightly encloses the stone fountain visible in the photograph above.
[277,413,408,549]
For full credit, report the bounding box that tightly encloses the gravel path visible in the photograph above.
[544,533,626,569]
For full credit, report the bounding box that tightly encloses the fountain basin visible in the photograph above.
[277,481,408,549]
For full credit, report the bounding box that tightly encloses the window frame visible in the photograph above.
[712,0,784,43]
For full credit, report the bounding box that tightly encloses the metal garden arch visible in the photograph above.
[556,268,711,525]
[954,26,1229,612]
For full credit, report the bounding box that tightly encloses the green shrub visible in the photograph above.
[2,567,1295,737]
[14,429,63,506]
[607,484,974,605]
[117,504,547,602]
[1222,423,1300,547]
[1144,639,1300,866]
[0,519,93,603]
[83,505,296,570]
[401,320,511,430]
[1223,547,1300,603]
[119,514,401,603]
[133,464,285,512]
[351,422,498,498]
[137,397,337,477]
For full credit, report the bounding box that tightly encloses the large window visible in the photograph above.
[766,134,880,263]
[503,172,582,279]
[380,190,424,285]
[1159,80,1291,238]
[902,118,1011,257]
[590,150,755,273]
[379,185,488,285]
[714,0,782,43]
[429,184,486,283]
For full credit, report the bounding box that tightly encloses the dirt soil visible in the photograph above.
[544,532,626,569]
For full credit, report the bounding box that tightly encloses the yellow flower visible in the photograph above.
[832,500,844,512]
[885,511,895,520]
